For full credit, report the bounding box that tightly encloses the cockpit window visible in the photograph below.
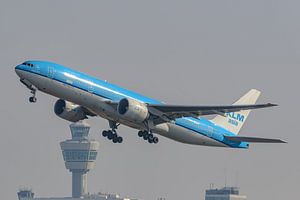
[22,62,34,67]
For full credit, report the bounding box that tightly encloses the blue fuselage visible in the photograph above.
[15,61,249,148]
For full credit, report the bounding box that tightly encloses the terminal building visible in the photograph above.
[205,186,247,200]
[17,121,140,200]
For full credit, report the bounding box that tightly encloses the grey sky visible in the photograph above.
[0,1,299,200]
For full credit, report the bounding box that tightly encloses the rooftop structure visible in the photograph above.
[17,190,34,199]
[205,187,247,200]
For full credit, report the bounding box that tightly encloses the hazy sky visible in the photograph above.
[1,1,299,200]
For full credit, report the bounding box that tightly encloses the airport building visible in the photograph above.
[17,121,140,200]
[205,186,247,200]
[17,190,138,200]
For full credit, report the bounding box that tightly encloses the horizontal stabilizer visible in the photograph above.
[224,135,286,143]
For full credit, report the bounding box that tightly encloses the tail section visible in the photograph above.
[211,89,261,135]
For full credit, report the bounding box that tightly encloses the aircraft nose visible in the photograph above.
[15,64,21,70]
[15,64,24,78]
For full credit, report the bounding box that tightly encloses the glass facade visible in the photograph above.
[62,150,98,161]
[205,187,246,200]
[71,126,90,138]
[206,187,239,195]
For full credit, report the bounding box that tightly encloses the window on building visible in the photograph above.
[62,150,97,161]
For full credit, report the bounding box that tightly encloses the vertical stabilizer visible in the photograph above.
[211,89,261,135]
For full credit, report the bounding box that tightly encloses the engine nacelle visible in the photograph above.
[54,99,87,122]
[117,98,149,123]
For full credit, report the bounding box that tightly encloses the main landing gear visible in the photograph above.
[102,130,123,143]
[138,130,159,144]
[102,121,123,143]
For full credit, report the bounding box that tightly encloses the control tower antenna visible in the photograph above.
[60,121,99,198]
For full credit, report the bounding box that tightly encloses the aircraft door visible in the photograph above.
[207,126,214,138]
[48,66,55,79]
[88,84,94,94]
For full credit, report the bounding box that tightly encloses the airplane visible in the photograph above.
[15,61,285,148]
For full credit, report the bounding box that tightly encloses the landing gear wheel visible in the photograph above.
[138,131,144,137]
[153,137,159,144]
[112,134,122,143]
[107,131,114,140]
[148,138,154,143]
[112,137,119,143]
[117,137,123,143]
[102,130,108,137]
[148,133,154,140]
[143,133,149,140]
[113,133,118,139]
[29,96,37,103]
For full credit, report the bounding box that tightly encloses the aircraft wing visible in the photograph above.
[102,99,276,124]
[103,100,118,110]
[82,107,97,117]
[224,135,286,143]
[148,103,277,123]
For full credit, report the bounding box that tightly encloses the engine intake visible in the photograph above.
[54,99,87,122]
[117,98,149,123]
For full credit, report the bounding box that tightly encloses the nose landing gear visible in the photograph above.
[138,130,159,144]
[29,89,37,103]
[20,79,37,103]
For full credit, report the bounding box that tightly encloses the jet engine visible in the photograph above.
[117,98,149,123]
[54,99,88,122]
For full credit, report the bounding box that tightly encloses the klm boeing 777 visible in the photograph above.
[15,61,285,148]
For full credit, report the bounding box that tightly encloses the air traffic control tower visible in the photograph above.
[60,121,99,198]
[17,121,140,200]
